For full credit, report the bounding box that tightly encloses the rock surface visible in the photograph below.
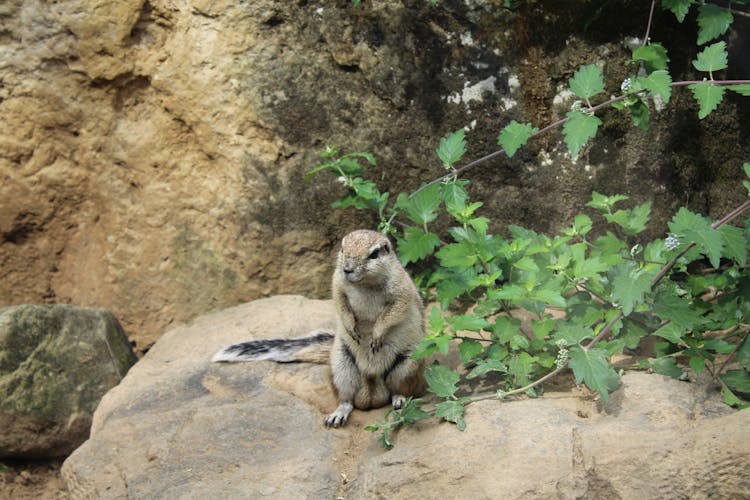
[62,296,750,499]
[2,0,749,353]
[0,304,137,459]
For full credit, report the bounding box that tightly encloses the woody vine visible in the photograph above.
[311,0,750,447]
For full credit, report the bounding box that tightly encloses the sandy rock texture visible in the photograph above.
[0,304,137,459]
[61,296,750,499]
[2,1,749,351]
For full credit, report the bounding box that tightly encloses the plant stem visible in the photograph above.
[411,80,750,199]
[643,0,657,45]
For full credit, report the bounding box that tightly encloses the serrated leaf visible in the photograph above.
[434,399,469,430]
[441,181,470,211]
[697,3,733,45]
[398,184,442,225]
[399,227,441,265]
[648,357,684,379]
[436,129,466,168]
[720,370,750,394]
[427,305,446,334]
[718,224,748,266]
[568,347,620,402]
[653,292,704,331]
[603,202,651,236]
[412,332,452,360]
[508,352,536,387]
[554,321,594,345]
[448,314,491,333]
[611,266,653,316]
[638,70,672,103]
[661,0,693,23]
[688,82,725,119]
[692,41,728,72]
[729,84,750,97]
[498,120,539,158]
[632,43,670,72]
[569,64,605,100]
[668,207,725,267]
[467,358,507,379]
[459,338,484,362]
[425,364,460,398]
[738,335,750,368]
[652,322,685,344]
[513,256,539,272]
[563,111,602,157]
[436,242,477,267]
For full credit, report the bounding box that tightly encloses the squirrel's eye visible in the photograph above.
[368,248,380,260]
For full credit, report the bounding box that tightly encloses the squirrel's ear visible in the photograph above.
[383,242,391,254]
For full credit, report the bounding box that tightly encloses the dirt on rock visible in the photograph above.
[0,460,67,500]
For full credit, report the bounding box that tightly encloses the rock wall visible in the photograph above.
[2,0,748,351]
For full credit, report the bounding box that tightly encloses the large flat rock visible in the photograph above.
[62,295,750,499]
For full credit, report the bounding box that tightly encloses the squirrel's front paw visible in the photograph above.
[370,337,383,353]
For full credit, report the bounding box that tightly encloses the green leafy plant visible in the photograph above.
[316,0,750,447]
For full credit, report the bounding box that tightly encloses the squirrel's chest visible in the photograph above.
[346,287,386,325]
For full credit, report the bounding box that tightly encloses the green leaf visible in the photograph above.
[603,202,652,235]
[569,64,605,100]
[661,0,693,23]
[436,242,477,267]
[718,225,748,266]
[611,266,653,316]
[648,357,684,379]
[436,129,466,168]
[729,84,750,97]
[652,322,685,345]
[441,181,470,211]
[720,370,750,395]
[688,82,725,119]
[692,41,728,72]
[412,333,452,360]
[632,43,670,72]
[508,352,537,387]
[513,256,539,272]
[738,335,750,368]
[425,364,460,398]
[653,292,704,330]
[459,339,484,362]
[571,214,593,236]
[427,305,446,334]
[467,358,507,379]
[448,314,491,333]
[398,184,442,226]
[668,207,724,267]
[497,120,539,158]
[568,347,620,402]
[586,192,629,212]
[563,111,602,157]
[434,398,470,430]
[399,227,441,265]
[697,3,733,45]
[637,70,672,103]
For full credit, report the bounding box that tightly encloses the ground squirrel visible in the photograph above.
[212,229,426,427]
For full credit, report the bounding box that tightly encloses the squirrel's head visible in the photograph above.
[337,230,397,285]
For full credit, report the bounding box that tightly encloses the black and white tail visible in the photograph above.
[212,331,335,364]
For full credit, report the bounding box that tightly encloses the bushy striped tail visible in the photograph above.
[212,331,334,364]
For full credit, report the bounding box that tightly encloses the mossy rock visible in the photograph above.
[0,304,137,458]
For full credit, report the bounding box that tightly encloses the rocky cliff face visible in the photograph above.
[2,0,748,350]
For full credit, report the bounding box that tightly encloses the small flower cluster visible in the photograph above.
[555,339,570,369]
[665,234,680,251]
[621,77,632,92]
[337,176,353,188]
